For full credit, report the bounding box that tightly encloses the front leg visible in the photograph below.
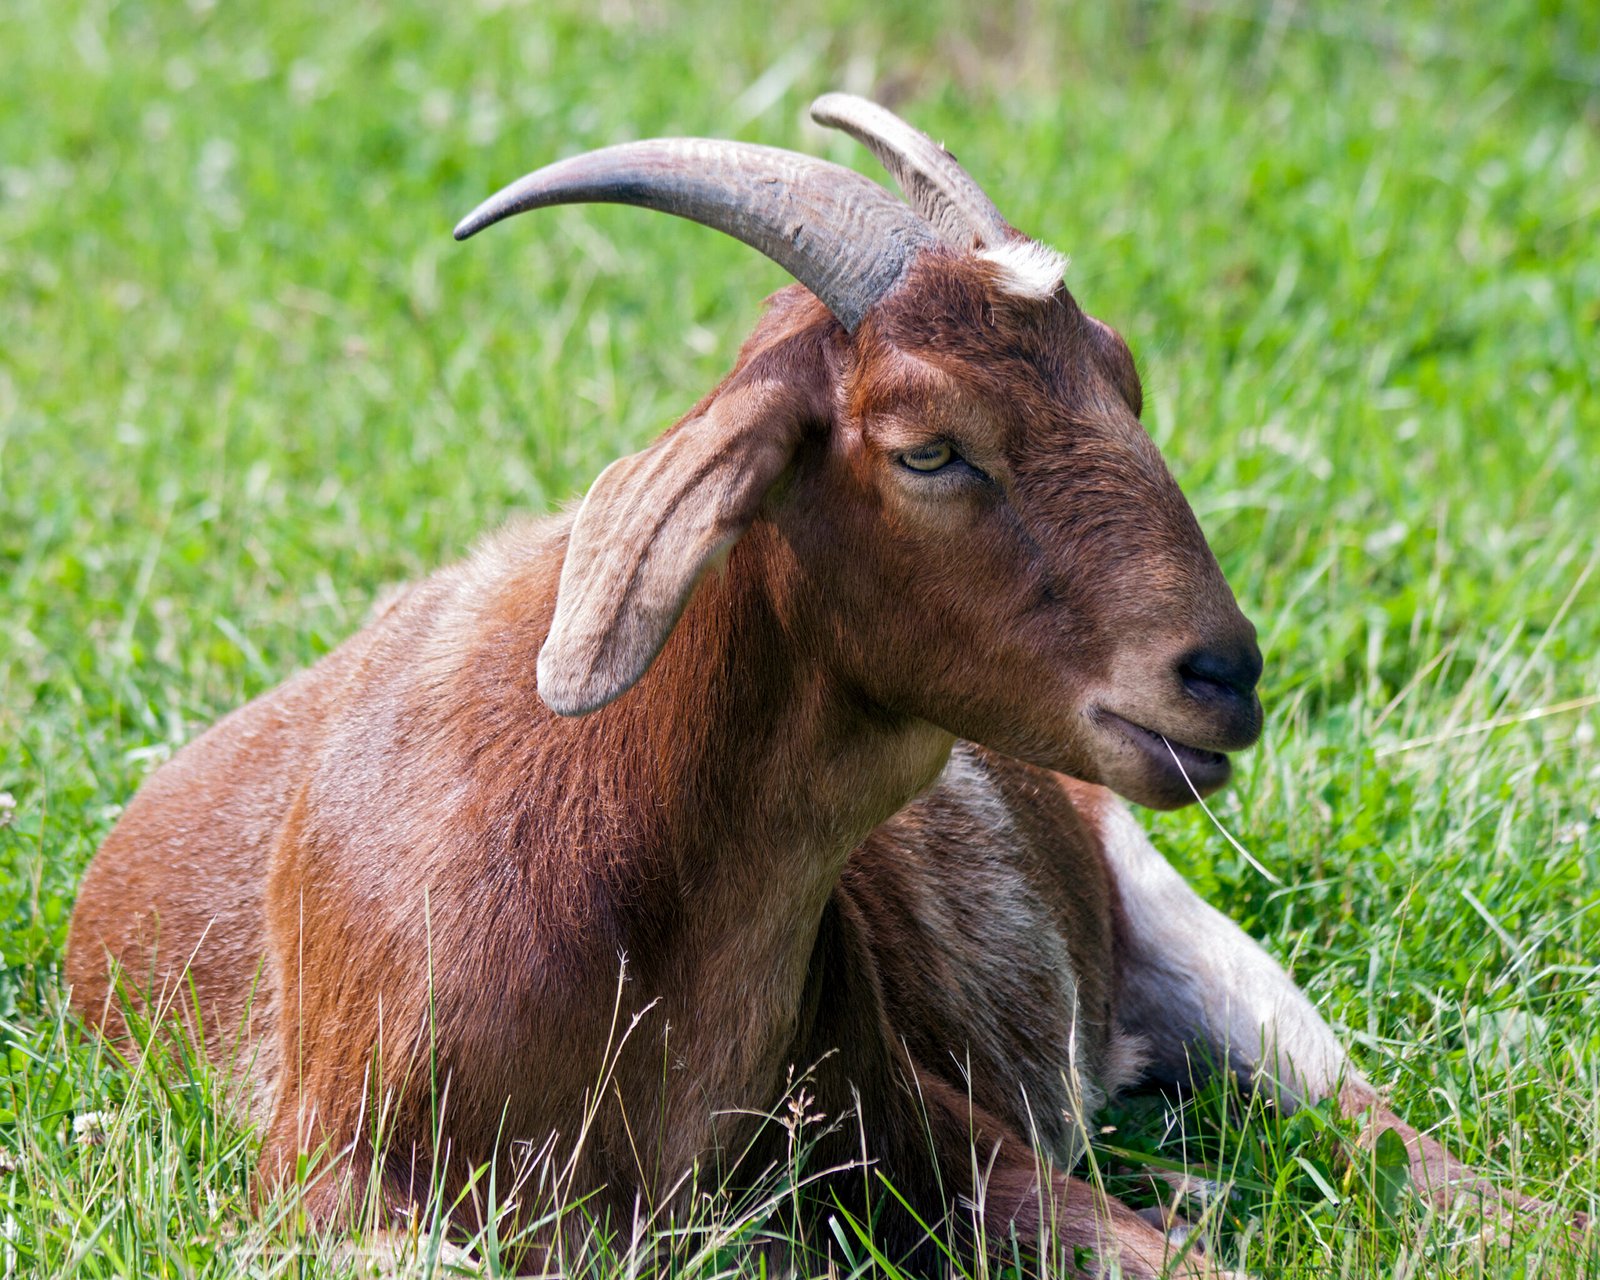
[899,1070,1240,1279]
[1078,781,1581,1230]
[794,886,1236,1277]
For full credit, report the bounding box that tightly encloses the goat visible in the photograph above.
[66,95,1566,1275]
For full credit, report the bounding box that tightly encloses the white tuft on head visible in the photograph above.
[977,239,1068,300]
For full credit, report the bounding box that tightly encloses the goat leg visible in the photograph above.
[1338,1084,1591,1243]
[1095,783,1588,1242]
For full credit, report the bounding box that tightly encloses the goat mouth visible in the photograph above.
[1097,710,1232,795]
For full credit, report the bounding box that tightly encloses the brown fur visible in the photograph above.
[69,250,1258,1273]
[68,233,1556,1274]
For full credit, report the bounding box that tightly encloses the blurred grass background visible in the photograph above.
[2,0,1598,1274]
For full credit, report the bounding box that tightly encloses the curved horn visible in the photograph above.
[810,93,1010,251]
[453,138,935,332]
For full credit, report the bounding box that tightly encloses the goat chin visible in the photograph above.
[68,95,1550,1277]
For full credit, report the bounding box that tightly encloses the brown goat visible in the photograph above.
[66,97,1564,1275]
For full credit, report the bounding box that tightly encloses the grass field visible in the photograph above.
[3,0,1599,1274]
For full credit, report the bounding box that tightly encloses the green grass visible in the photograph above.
[2,0,1598,1274]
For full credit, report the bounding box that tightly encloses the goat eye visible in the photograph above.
[900,442,955,472]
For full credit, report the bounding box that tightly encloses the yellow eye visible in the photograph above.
[900,442,954,472]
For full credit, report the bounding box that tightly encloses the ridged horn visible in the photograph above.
[453,138,936,332]
[810,93,1010,251]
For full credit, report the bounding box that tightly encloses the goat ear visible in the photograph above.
[538,377,811,716]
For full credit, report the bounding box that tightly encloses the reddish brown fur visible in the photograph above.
[69,249,1256,1272]
[66,243,1564,1275]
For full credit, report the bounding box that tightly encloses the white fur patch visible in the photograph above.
[977,239,1068,300]
[1093,795,1353,1105]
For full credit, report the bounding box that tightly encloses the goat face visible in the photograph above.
[768,248,1261,809]
[457,97,1261,810]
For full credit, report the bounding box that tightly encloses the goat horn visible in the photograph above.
[810,93,1010,251]
[453,138,935,332]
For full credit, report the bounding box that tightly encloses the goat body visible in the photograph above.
[66,99,1565,1275]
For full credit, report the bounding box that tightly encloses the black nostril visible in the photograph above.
[1179,642,1262,702]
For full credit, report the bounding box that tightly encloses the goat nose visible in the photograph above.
[1178,640,1262,705]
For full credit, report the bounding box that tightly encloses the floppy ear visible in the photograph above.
[538,375,814,716]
